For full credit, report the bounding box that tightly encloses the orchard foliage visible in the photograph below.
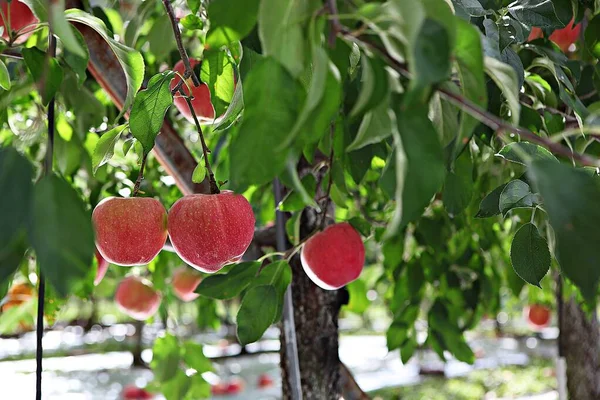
[0,0,600,398]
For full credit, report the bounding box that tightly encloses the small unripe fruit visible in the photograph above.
[115,276,161,320]
[525,304,551,329]
[93,197,168,266]
[172,267,202,302]
[167,191,255,273]
[0,1,38,44]
[170,59,215,122]
[94,249,109,286]
[300,223,365,290]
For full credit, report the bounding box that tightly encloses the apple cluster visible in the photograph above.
[92,191,255,319]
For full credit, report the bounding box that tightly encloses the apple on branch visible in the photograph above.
[93,197,168,266]
[115,276,161,321]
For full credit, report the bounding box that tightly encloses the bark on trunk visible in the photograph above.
[280,210,346,399]
[559,296,600,399]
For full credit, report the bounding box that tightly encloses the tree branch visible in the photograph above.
[161,0,200,87]
[339,27,600,168]
[179,87,220,194]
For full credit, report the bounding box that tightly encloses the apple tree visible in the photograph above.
[1,0,600,399]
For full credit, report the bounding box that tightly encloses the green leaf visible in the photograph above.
[229,58,304,190]
[92,124,127,174]
[497,142,558,165]
[147,13,178,62]
[151,333,181,382]
[196,262,261,299]
[348,216,371,237]
[350,55,389,118]
[278,170,318,212]
[236,285,277,345]
[346,279,369,314]
[413,18,452,87]
[508,0,572,29]
[0,60,10,90]
[180,14,204,30]
[61,27,90,87]
[0,147,33,249]
[50,0,87,57]
[130,71,175,155]
[258,0,308,77]
[510,223,551,288]
[22,47,64,106]
[386,99,445,237]
[160,370,191,400]
[442,153,473,216]
[528,161,600,301]
[499,180,540,214]
[250,260,292,321]
[187,0,200,14]
[484,56,520,125]
[0,298,35,335]
[207,0,260,48]
[451,18,486,161]
[66,9,145,120]
[28,175,95,297]
[200,50,235,118]
[182,342,212,373]
[475,183,507,218]
[191,164,206,184]
[0,235,27,285]
[347,98,394,151]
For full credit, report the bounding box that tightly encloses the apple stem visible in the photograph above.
[162,0,201,88]
[179,87,220,194]
[320,124,335,230]
[132,152,148,197]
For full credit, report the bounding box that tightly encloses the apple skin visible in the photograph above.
[257,373,274,388]
[167,191,255,273]
[526,304,551,328]
[93,197,168,266]
[172,267,202,302]
[528,19,581,53]
[300,223,365,290]
[170,59,215,122]
[210,382,228,395]
[115,276,161,321]
[94,249,109,286]
[0,1,38,44]
[122,385,153,399]
[225,377,245,394]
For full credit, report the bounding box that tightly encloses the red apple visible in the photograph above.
[300,223,365,290]
[211,382,228,395]
[526,304,551,328]
[527,19,581,53]
[93,197,168,266]
[122,385,153,399]
[170,59,215,122]
[257,373,274,388]
[0,0,38,44]
[172,267,202,302]
[94,249,109,286]
[167,191,255,273]
[225,377,245,394]
[115,276,161,320]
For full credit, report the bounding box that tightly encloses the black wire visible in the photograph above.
[36,31,56,400]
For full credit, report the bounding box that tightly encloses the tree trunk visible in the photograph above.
[280,210,346,399]
[559,296,600,399]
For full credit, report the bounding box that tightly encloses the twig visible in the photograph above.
[170,70,192,96]
[132,152,148,197]
[340,30,600,167]
[161,0,200,87]
[0,48,23,60]
[179,87,220,194]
